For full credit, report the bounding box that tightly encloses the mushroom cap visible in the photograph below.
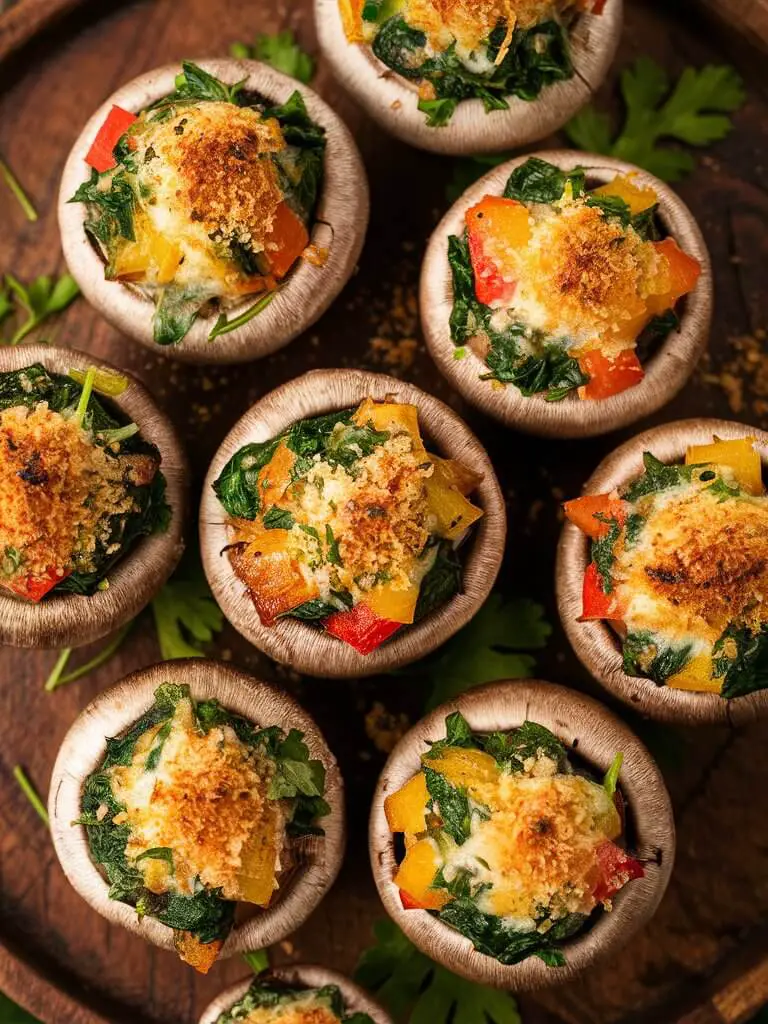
[369,679,675,990]
[556,418,768,724]
[199,368,506,678]
[48,659,346,956]
[315,0,623,155]
[420,150,712,437]
[58,59,369,365]
[0,344,185,649]
[198,964,392,1024]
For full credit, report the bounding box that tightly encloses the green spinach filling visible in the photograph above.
[69,62,326,346]
[79,683,330,952]
[0,364,169,596]
[367,11,575,127]
[448,157,675,401]
[214,977,373,1023]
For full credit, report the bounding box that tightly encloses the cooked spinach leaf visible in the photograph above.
[622,452,696,502]
[715,624,768,699]
[216,979,372,1023]
[70,168,135,244]
[503,157,584,203]
[214,438,281,519]
[414,542,462,622]
[623,630,693,684]
[590,515,622,594]
[263,506,295,530]
[423,764,472,846]
[482,720,568,772]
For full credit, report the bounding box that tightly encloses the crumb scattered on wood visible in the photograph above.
[365,701,410,754]
[699,329,768,422]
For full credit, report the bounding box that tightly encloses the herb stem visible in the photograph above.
[44,648,73,692]
[242,949,270,973]
[208,290,277,341]
[0,158,38,222]
[74,367,97,427]
[48,622,133,691]
[13,766,49,826]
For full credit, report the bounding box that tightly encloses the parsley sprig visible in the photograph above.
[566,58,746,181]
[230,29,315,84]
[0,273,80,345]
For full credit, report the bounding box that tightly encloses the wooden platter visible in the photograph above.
[1,1,768,1023]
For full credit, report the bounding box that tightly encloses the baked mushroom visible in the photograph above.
[200,369,505,678]
[315,0,622,154]
[0,343,184,648]
[370,679,674,989]
[421,150,712,437]
[59,59,368,364]
[199,965,392,1024]
[49,660,346,971]
[557,419,768,724]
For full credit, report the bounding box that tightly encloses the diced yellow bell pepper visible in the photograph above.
[109,240,151,280]
[424,746,500,798]
[685,437,763,496]
[365,578,420,624]
[151,234,182,285]
[667,652,723,693]
[258,442,296,510]
[236,803,280,906]
[593,174,658,215]
[353,399,427,460]
[426,473,483,542]
[430,455,483,496]
[385,772,429,835]
[394,839,449,910]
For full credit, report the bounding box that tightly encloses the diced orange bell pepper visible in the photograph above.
[581,562,623,621]
[667,652,723,693]
[429,456,483,496]
[592,841,644,904]
[592,174,658,216]
[151,234,183,285]
[579,348,645,401]
[385,773,429,835]
[426,475,483,541]
[563,492,625,539]
[173,932,222,974]
[466,195,530,306]
[685,437,763,496]
[9,566,65,603]
[425,746,499,799]
[265,202,309,279]
[258,442,296,510]
[394,839,449,911]
[339,0,365,40]
[647,238,701,315]
[230,543,318,626]
[86,105,138,173]
[324,601,401,654]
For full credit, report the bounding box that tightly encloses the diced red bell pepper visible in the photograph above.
[581,562,623,622]
[324,602,401,655]
[85,105,138,173]
[579,348,645,401]
[592,840,645,903]
[563,492,626,539]
[400,889,427,910]
[9,566,65,603]
[465,195,530,307]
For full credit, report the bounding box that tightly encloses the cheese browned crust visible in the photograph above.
[0,404,139,583]
[615,485,768,651]
[235,1000,340,1024]
[110,698,280,904]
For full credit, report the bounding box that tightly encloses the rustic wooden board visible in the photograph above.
[1,0,768,1022]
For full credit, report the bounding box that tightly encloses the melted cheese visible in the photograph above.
[0,403,140,585]
[615,480,768,651]
[440,756,621,927]
[231,993,340,1024]
[109,697,281,902]
[496,198,663,356]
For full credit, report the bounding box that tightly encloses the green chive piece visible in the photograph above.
[0,158,38,222]
[13,765,49,825]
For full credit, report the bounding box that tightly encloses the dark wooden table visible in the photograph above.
[1,1,768,1021]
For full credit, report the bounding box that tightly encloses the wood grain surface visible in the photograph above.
[1,1,768,1023]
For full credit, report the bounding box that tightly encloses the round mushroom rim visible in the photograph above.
[58,58,369,366]
[556,418,768,726]
[48,659,346,957]
[0,343,185,649]
[199,368,506,679]
[198,964,393,1024]
[315,0,623,155]
[369,679,675,990]
[420,149,713,438]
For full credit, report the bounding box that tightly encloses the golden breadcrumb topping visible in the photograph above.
[138,102,286,249]
[515,200,661,352]
[466,768,621,920]
[0,404,139,583]
[615,487,768,646]
[110,698,280,903]
[402,0,585,52]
